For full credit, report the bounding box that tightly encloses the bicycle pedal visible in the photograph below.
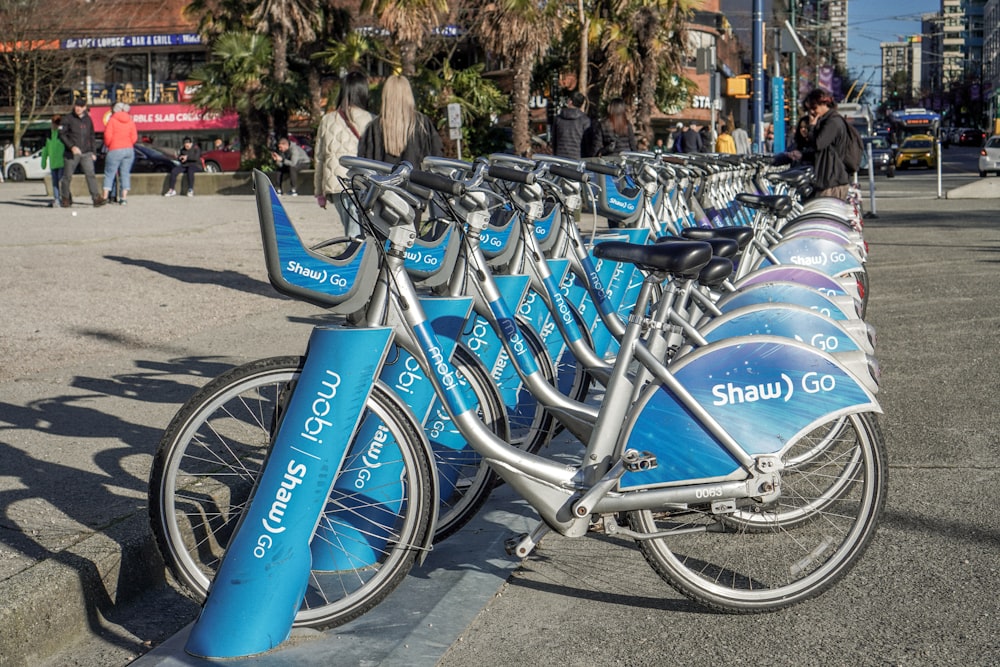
[623,450,658,473]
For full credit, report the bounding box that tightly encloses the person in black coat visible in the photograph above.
[164,137,202,196]
[551,91,591,159]
[358,75,442,167]
[591,98,636,157]
[680,123,704,153]
[802,88,851,199]
[59,98,105,207]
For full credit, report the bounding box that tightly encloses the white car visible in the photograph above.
[4,149,49,181]
[978,135,1000,177]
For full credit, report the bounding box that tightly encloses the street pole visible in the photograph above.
[936,136,943,199]
[752,0,765,152]
[789,0,798,132]
[709,45,718,148]
[864,141,878,219]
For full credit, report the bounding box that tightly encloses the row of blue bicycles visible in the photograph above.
[146,148,885,658]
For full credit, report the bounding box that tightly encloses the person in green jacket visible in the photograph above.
[40,115,66,208]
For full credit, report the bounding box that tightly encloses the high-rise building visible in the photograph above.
[793,0,848,72]
[941,0,966,86]
[986,0,1000,129]
[881,38,923,104]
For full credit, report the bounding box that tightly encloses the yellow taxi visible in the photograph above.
[895,134,937,170]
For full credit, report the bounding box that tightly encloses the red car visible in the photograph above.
[201,136,312,172]
[201,145,241,172]
[959,129,986,147]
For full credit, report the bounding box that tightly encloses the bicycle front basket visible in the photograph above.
[254,169,379,313]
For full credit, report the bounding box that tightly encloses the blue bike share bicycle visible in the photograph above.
[149,161,887,659]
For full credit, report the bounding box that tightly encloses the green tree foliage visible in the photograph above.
[592,0,695,141]
[361,0,451,77]
[470,0,557,156]
[188,31,273,164]
[0,0,82,150]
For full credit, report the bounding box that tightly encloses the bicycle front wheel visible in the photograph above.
[628,411,887,613]
[149,357,434,629]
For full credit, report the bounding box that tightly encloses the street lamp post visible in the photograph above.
[752,0,765,151]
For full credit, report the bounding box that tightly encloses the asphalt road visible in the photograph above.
[1,152,998,666]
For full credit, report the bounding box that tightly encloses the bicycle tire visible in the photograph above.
[627,411,887,613]
[149,357,434,629]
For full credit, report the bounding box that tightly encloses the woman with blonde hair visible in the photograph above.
[359,74,442,166]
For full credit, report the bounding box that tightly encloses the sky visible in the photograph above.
[721,1,943,97]
[848,0,943,92]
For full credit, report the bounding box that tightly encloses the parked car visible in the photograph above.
[861,135,895,177]
[895,135,937,170]
[4,149,48,181]
[201,136,311,172]
[978,135,1000,177]
[958,128,986,146]
[96,142,180,174]
[202,143,241,172]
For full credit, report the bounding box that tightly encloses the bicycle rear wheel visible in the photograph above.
[149,357,434,628]
[628,412,886,613]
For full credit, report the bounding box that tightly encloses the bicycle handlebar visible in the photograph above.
[410,169,467,197]
[583,160,623,177]
[488,164,536,185]
[546,164,589,183]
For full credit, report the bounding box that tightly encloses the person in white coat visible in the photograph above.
[314,71,373,238]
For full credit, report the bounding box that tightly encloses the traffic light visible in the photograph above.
[726,75,751,99]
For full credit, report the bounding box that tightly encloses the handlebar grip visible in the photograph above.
[547,164,589,183]
[488,164,536,185]
[488,153,536,169]
[409,169,466,196]
[340,155,394,174]
[584,160,623,177]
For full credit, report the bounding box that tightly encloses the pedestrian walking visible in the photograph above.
[551,91,591,159]
[359,74,442,167]
[164,137,202,197]
[101,102,138,205]
[40,115,66,207]
[680,122,703,153]
[314,70,374,238]
[59,98,106,208]
[590,97,636,157]
[715,123,736,154]
[731,121,750,155]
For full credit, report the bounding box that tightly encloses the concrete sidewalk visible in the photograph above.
[1,179,999,666]
[945,175,1000,198]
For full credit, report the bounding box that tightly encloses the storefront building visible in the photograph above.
[1,0,235,151]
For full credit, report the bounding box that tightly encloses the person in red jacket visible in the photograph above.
[101,102,138,205]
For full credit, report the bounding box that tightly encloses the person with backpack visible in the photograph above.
[802,88,860,200]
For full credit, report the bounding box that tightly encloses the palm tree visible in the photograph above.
[597,0,694,142]
[251,0,319,83]
[184,0,254,36]
[471,0,557,156]
[361,0,451,77]
[189,31,273,163]
[249,0,321,136]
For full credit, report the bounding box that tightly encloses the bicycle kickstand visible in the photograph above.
[505,521,551,559]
